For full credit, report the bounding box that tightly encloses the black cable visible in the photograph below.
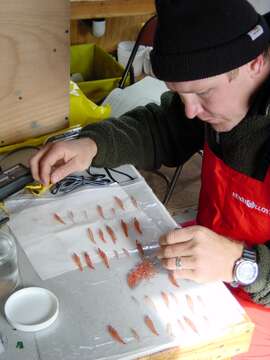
[104,168,117,182]
[50,174,112,195]
[104,167,135,183]
[50,166,136,195]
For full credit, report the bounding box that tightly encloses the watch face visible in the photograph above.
[236,260,258,285]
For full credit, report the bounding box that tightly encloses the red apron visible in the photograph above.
[197,143,270,359]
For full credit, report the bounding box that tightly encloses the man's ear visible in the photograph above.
[248,54,265,78]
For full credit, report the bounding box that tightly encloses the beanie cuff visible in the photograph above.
[151,16,270,82]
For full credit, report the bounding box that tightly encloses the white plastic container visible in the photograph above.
[92,18,106,38]
[5,287,59,332]
[143,46,155,77]
[117,41,146,77]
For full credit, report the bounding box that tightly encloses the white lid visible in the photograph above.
[4,287,59,332]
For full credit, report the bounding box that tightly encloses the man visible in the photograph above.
[30,0,270,357]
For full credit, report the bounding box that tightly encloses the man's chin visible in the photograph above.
[211,123,233,132]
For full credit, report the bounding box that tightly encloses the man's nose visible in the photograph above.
[183,97,202,119]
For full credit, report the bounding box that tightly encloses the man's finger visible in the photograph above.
[39,148,69,185]
[173,268,197,282]
[29,144,52,182]
[159,226,198,245]
[161,256,195,270]
[50,158,79,184]
[157,241,193,259]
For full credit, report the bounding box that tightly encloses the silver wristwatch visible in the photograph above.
[231,246,258,287]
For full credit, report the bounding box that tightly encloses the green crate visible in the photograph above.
[71,44,129,103]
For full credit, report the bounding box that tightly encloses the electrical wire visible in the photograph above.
[0,146,137,196]
[50,166,136,195]
[50,174,112,195]
[104,167,136,183]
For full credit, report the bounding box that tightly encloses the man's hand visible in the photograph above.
[158,225,244,283]
[29,138,98,186]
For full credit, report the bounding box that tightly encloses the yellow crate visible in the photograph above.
[71,44,129,103]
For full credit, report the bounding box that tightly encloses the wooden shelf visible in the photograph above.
[70,0,155,20]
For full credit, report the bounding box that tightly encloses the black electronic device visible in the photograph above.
[0,164,34,201]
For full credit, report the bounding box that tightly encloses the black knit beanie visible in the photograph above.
[150,0,270,81]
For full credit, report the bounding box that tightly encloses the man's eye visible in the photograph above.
[199,90,211,97]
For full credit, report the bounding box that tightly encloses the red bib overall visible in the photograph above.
[197,144,270,359]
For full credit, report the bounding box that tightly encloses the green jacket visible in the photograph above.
[81,75,270,306]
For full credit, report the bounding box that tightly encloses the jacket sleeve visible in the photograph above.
[80,91,205,169]
[244,243,270,306]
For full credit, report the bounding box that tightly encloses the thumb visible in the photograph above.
[50,158,78,184]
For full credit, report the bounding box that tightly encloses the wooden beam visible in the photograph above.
[70,0,155,20]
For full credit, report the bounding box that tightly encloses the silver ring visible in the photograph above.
[175,256,182,269]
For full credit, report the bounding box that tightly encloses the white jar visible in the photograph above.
[117,41,146,77]
[92,18,106,38]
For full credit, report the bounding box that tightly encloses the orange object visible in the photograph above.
[144,315,159,336]
[130,328,140,341]
[97,204,105,219]
[114,196,125,210]
[161,291,170,308]
[177,319,185,332]
[136,240,144,258]
[84,252,95,270]
[120,219,129,238]
[134,217,143,235]
[130,195,138,208]
[183,315,199,335]
[106,225,117,244]
[53,212,65,224]
[168,271,180,288]
[169,291,179,305]
[144,295,158,313]
[98,228,106,243]
[111,208,116,216]
[87,227,96,244]
[127,259,156,288]
[185,294,195,314]
[71,252,83,271]
[107,325,126,345]
[97,248,110,269]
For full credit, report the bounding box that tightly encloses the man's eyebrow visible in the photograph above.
[179,88,212,95]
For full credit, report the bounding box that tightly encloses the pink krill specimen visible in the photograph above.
[71,252,83,271]
[87,227,96,244]
[144,315,159,336]
[97,248,110,269]
[84,252,95,270]
[97,204,105,219]
[107,325,126,344]
[114,196,125,210]
[53,213,65,224]
[98,228,107,243]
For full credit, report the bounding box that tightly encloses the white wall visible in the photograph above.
[248,0,270,14]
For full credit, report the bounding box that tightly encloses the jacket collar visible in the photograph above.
[249,72,270,116]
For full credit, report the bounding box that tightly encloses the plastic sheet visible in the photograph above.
[5,175,252,360]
